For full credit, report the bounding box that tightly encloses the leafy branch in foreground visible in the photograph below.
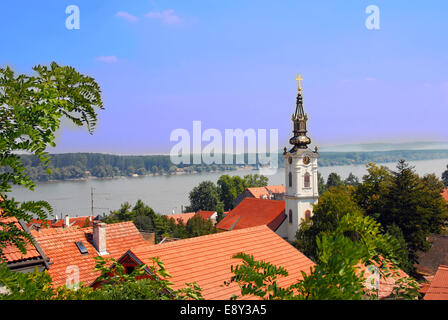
[0,256,203,300]
[0,62,103,259]
[227,213,420,300]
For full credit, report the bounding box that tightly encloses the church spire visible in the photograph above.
[289,74,311,151]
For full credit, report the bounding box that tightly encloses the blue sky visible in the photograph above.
[1,0,447,154]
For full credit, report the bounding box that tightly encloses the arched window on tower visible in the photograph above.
[305,210,311,222]
[304,172,311,188]
[288,209,293,224]
[288,172,292,187]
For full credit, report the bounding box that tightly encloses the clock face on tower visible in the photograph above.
[303,156,310,165]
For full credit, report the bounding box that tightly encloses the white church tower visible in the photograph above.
[283,75,319,242]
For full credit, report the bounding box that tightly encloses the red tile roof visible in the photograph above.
[166,211,217,225]
[166,212,198,224]
[442,189,448,203]
[246,185,285,199]
[31,221,149,288]
[197,211,216,220]
[52,216,94,228]
[121,225,315,300]
[0,217,42,263]
[424,265,448,300]
[26,219,54,229]
[216,198,285,232]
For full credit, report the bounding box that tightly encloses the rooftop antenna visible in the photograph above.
[90,187,110,217]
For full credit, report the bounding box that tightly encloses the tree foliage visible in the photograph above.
[186,181,221,212]
[296,186,364,260]
[355,160,448,272]
[326,172,343,189]
[229,213,420,300]
[0,256,203,300]
[0,62,103,259]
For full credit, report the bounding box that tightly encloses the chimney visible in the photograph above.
[64,215,70,228]
[93,221,108,255]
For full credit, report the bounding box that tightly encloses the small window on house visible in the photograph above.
[75,241,88,255]
[289,210,293,224]
[289,172,292,187]
[304,172,311,188]
[125,266,135,274]
[305,210,311,222]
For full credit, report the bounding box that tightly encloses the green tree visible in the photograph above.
[317,172,327,195]
[185,215,216,237]
[242,174,268,188]
[295,186,364,260]
[381,162,447,267]
[344,172,360,186]
[353,162,393,221]
[385,224,413,274]
[215,201,225,223]
[186,181,220,212]
[229,213,419,300]
[217,175,245,210]
[0,62,103,258]
[326,172,343,189]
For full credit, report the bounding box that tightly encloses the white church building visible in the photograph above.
[215,75,319,243]
[281,75,319,242]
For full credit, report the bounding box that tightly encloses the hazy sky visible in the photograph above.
[1,0,447,154]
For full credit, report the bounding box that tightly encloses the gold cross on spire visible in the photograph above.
[295,74,303,91]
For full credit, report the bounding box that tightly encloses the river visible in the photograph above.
[9,158,448,218]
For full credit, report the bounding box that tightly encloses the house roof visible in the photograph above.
[0,216,43,264]
[31,221,149,288]
[424,265,448,300]
[166,212,198,224]
[52,216,94,228]
[121,225,315,300]
[415,234,448,277]
[26,219,54,229]
[166,211,217,225]
[246,185,286,199]
[26,216,94,230]
[196,211,216,220]
[216,198,286,232]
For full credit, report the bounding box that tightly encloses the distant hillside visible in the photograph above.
[5,149,448,182]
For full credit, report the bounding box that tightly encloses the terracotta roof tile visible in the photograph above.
[216,198,285,231]
[123,225,315,300]
[166,211,217,225]
[246,185,285,199]
[0,216,42,263]
[424,265,448,300]
[32,221,150,288]
[52,216,94,228]
[197,211,216,220]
